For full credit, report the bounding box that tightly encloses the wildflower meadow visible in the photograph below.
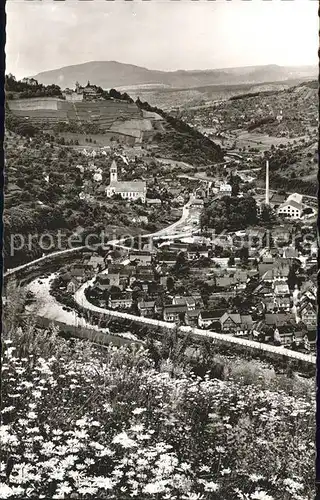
[0,324,315,500]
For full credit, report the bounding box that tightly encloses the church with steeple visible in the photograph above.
[105,160,147,203]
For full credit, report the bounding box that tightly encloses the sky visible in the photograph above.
[5,0,319,79]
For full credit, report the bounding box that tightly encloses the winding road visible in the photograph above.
[4,196,316,365]
[4,196,198,278]
[73,283,315,365]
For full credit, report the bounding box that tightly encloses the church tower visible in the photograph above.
[110,160,118,183]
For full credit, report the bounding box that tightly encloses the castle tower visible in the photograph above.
[265,160,270,206]
[110,160,118,183]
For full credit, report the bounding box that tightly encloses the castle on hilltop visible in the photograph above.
[62,81,100,102]
[105,160,147,203]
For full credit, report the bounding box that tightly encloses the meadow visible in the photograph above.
[0,320,315,500]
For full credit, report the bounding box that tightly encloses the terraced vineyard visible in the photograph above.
[8,98,145,128]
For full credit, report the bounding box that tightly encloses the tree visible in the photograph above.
[260,204,275,226]
[302,207,313,215]
[109,88,122,100]
[201,196,258,233]
[239,245,249,265]
[15,122,38,138]
[287,265,299,291]
[167,276,175,291]
[228,256,235,267]
[229,173,241,197]
[174,251,189,276]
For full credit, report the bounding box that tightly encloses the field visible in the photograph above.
[7,98,162,142]
[126,79,309,111]
[226,131,310,152]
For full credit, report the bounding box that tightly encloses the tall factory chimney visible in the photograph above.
[265,160,270,205]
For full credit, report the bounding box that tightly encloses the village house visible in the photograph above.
[159,275,169,289]
[163,304,188,323]
[273,281,290,297]
[108,264,135,279]
[67,278,81,294]
[253,282,273,298]
[106,160,147,203]
[97,272,120,287]
[190,198,205,209]
[146,198,162,206]
[273,296,291,311]
[69,265,92,282]
[87,255,106,272]
[305,258,317,273]
[187,244,209,260]
[263,298,278,312]
[198,309,225,329]
[63,88,84,102]
[246,227,267,248]
[300,280,317,299]
[132,280,150,294]
[147,282,164,297]
[269,192,287,209]
[129,250,153,265]
[172,296,196,310]
[108,292,133,310]
[135,272,155,286]
[282,246,299,259]
[22,77,38,86]
[219,182,232,196]
[273,326,294,346]
[274,322,306,346]
[277,200,303,220]
[287,193,303,205]
[207,291,237,305]
[264,312,295,328]
[176,195,185,205]
[94,282,112,297]
[137,300,156,318]
[70,81,101,101]
[211,257,230,269]
[219,313,253,334]
[260,252,275,264]
[298,301,317,327]
[212,234,233,249]
[234,282,247,292]
[271,225,293,246]
[131,215,149,225]
[215,276,234,290]
[192,294,205,310]
[157,250,178,265]
[232,270,249,284]
[162,240,190,252]
[259,260,290,281]
[185,309,201,327]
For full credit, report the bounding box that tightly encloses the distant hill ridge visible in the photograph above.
[32,61,317,91]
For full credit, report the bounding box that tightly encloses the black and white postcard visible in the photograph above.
[2,1,318,499]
